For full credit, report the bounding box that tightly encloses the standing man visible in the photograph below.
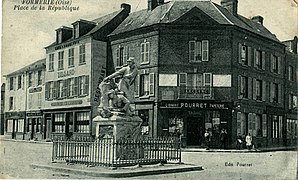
[103,57,138,103]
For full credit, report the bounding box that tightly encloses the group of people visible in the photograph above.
[204,129,254,150]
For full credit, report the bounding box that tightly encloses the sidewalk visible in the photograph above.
[31,162,203,178]
[182,146,297,153]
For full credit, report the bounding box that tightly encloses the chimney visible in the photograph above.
[251,16,264,25]
[293,36,298,54]
[221,0,238,16]
[148,0,164,11]
[121,3,131,13]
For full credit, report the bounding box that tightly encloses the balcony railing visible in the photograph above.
[178,86,214,99]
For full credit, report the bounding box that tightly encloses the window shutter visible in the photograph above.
[248,77,252,99]
[252,78,256,100]
[252,113,256,136]
[270,54,274,72]
[202,40,209,61]
[262,114,267,137]
[269,82,273,103]
[278,84,282,104]
[146,42,150,63]
[84,75,89,96]
[45,82,49,100]
[248,46,252,66]
[238,75,242,99]
[237,112,241,135]
[262,80,266,102]
[53,81,57,99]
[116,48,120,66]
[134,74,139,97]
[149,73,155,96]
[189,41,195,62]
[277,56,281,74]
[248,113,252,134]
[179,73,187,86]
[13,77,16,91]
[253,49,257,68]
[63,79,68,98]
[74,77,79,97]
[262,51,266,70]
[238,43,242,64]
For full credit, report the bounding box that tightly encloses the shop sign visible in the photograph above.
[180,102,229,109]
[51,100,83,106]
[58,69,75,78]
[55,40,80,50]
[160,101,180,108]
[29,87,42,93]
[5,111,26,119]
[26,111,42,117]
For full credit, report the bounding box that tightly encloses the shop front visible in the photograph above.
[159,100,232,148]
[44,107,92,140]
[4,111,26,140]
[24,111,43,140]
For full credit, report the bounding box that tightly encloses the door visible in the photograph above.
[187,117,204,146]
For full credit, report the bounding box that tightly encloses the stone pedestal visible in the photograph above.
[93,111,143,140]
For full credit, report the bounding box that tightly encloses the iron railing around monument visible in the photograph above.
[52,137,181,167]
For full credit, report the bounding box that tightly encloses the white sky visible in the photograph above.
[1,0,298,84]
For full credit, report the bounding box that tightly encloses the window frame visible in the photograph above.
[140,41,150,64]
[79,44,86,65]
[58,51,64,70]
[49,53,54,72]
[68,48,75,67]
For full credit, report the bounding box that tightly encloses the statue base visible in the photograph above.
[92,111,143,140]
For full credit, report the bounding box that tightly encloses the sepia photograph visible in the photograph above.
[0,0,297,179]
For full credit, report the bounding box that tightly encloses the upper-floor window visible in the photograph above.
[116,46,129,67]
[289,94,298,110]
[240,44,248,65]
[288,65,294,81]
[141,41,150,64]
[255,50,264,69]
[239,76,248,98]
[255,79,262,101]
[9,77,14,91]
[68,48,74,67]
[17,75,22,89]
[49,54,54,71]
[58,51,64,70]
[135,73,154,97]
[79,45,86,64]
[79,76,89,96]
[37,70,42,85]
[271,83,279,103]
[9,97,13,110]
[189,40,209,62]
[28,72,33,87]
[271,55,281,74]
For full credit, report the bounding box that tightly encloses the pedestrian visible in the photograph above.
[204,130,211,150]
[219,129,227,149]
[245,133,252,150]
[236,133,242,150]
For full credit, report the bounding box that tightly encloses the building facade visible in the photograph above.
[43,4,130,140]
[283,36,298,146]
[4,59,46,140]
[108,0,291,148]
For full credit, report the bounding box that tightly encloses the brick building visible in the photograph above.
[108,0,289,148]
[283,36,298,146]
[43,4,130,140]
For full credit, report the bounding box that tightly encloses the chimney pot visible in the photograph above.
[121,3,131,13]
[251,16,264,25]
[148,0,164,11]
[220,0,238,16]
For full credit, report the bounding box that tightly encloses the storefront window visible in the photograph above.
[17,119,24,132]
[36,118,41,133]
[139,110,149,135]
[76,112,89,133]
[287,119,297,139]
[255,114,262,137]
[7,120,13,133]
[54,114,65,133]
[168,116,183,137]
[205,111,220,133]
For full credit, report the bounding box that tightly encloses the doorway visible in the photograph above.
[186,117,204,146]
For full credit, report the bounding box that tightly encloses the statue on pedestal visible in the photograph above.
[98,57,138,118]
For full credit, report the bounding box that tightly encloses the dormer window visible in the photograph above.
[57,30,62,44]
[73,23,79,39]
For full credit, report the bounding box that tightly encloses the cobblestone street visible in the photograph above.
[0,138,297,179]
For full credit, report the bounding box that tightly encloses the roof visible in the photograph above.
[110,1,279,42]
[46,9,124,48]
[5,58,46,77]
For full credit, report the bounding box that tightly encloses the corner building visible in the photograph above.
[43,4,130,140]
[109,0,288,148]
